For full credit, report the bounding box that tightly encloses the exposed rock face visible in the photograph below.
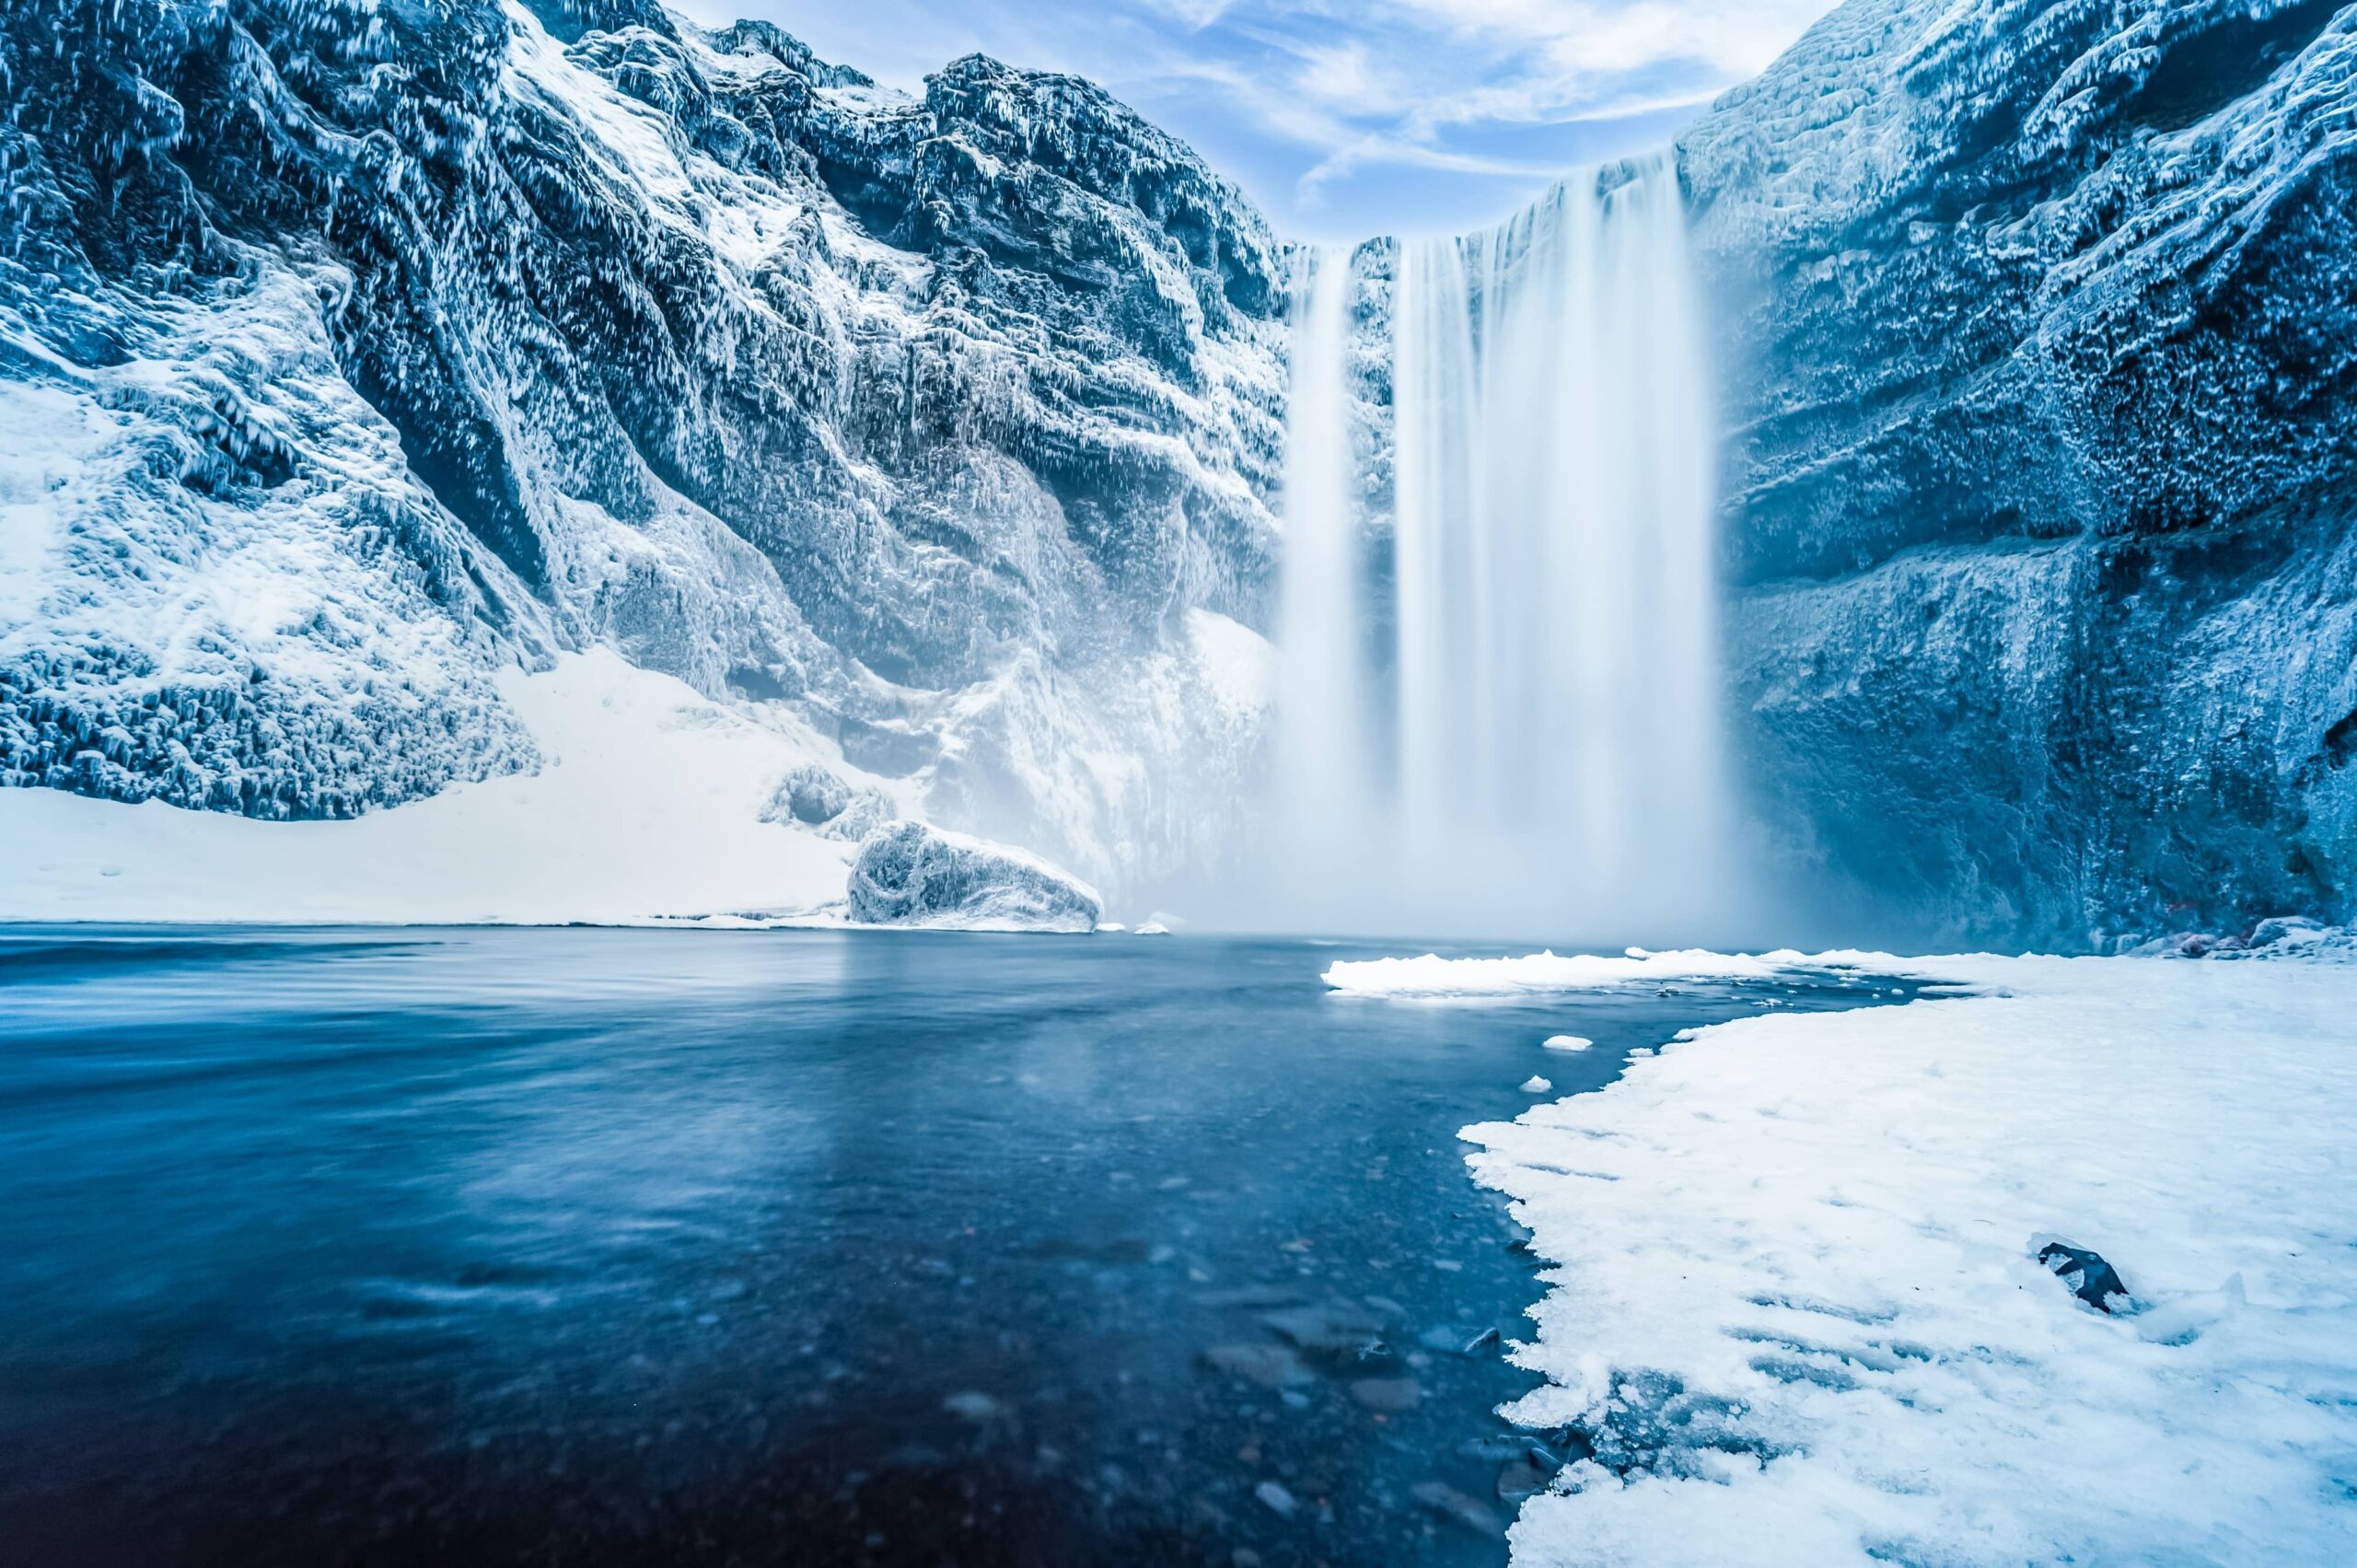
[845,820,1102,931]
[1683,0,2357,945]
[0,0,1279,899]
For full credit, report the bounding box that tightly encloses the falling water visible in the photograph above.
[1269,153,1733,936]
[1271,246,1373,880]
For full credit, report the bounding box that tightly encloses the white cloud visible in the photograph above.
[679,0,1840,237]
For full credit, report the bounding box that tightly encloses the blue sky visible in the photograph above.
[673,0,1840,241]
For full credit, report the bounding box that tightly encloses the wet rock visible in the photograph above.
[1458,1434,1562,1466]
[1200,1343,1310,1390]
[1411,1481,1502,1535]
[1347,1376,1421,1412]
[1253,1480,1297,1519]
[1262,1302,1385,1357]
[1197,1283,1309,1309]
[1496,1448,1557,1503]
[2036,1239,2131,1312]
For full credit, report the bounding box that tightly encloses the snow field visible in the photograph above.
[0,650,874,925]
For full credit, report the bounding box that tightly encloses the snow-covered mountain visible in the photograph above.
[4,0,2353,944]
[0,0,1281,913]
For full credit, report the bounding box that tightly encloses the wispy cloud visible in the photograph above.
[672,0,1839,238]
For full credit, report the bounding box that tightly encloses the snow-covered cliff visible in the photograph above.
[1685,0,2357,945]
[6,0,2353,943]
[0,0,1280,908]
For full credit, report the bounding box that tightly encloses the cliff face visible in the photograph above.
[1684,0,2357,945]
[0,0,1281,898]
[8,0,2354,943]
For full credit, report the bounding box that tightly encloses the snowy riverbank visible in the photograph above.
[1340,949,2357,1563]
[0,651,875,925]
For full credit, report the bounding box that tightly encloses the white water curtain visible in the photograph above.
[1271,153,1731,937]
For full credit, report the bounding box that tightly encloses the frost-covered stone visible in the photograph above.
[759,763,895,841]
[1678,0,2357,945]
[845,821,1102,932]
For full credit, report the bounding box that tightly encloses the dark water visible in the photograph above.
[0,927,1910,1567]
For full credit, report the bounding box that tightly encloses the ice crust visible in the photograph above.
[1322,948,1840,996]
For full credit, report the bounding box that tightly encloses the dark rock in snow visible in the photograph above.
[847,822,1102,932]
[2037,1239,2131,1312]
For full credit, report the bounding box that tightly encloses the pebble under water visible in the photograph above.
[0,927,1916,1566]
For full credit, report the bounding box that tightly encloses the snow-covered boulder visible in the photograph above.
[845,821,1102,932]
[759,763,896,841]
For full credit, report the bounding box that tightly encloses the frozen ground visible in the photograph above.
[0,650,885,925]
[1341,948,2357,1564]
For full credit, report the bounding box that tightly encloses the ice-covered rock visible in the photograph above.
[759,763,896,841]
[1678,0,2357,945]
[2036,1237,2132,1313]
[844,820,1102,932]
[0,0,1282,905]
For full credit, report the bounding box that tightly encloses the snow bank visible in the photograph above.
[1322,947,1864,996]
[0,650,870,925]
[1455,953,2357,1564]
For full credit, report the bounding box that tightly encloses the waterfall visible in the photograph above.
[1269,153,1732,937]
[1271,246,1378,883]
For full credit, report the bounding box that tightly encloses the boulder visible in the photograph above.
[2036,1239,2131,1313]
[761,763,896,841]
[845,822,1102,933]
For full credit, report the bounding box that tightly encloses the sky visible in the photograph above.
[671,0,1842,242]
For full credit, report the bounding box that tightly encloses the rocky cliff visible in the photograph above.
[1686,0,2357,945]
[7,0,2354,944]
[0,0,1282,902]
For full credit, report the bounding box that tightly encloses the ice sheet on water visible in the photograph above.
[1321,947,1874,996]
